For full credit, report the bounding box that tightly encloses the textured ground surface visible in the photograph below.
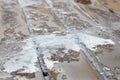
[0,0,120,80]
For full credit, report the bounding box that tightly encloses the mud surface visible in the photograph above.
[75,0,91,4]
[0,0,120,80]
[50,49,80,62]
[75,0,120,79]
[0,0,40,80]
[48,53,101,80]
[21,0,66,35]
[0,0,29,41]
[94,44,120,79]
[37,42,101,80]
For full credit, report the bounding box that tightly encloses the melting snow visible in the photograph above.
[34,33,114,69]
[77,33,115,51]
[3,39,39,73]
[3,33,114,71]
[35,34,81,51]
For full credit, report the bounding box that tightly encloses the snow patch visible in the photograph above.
[35,34,81,69]
[40,49,59,69]
[77,33,114,51]
[34,34,115,69]
[44,58,59,70]
[35,34,81,51]
[3,39,38,73]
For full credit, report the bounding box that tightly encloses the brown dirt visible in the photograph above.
[95,44,120,80]
[112,30,120,38]
[11,69,35,79]
[61,13,92,30]
[100,0,120,12]
[94,44,114,55]
[26,7,66,35]
[53,2,70,11]
[50,49,80,63]
[1,29,28,41]
[87,7,120,22]
[48,70,60,80]
[1,10,17,26]
[75,0,91,4]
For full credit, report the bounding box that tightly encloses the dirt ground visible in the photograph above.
[0,0,120,80]
[75,0,120,79]
[75,0,91,4]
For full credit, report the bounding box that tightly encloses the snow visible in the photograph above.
[35,33,114,51]
[44,58,59,69]
[38,49,59,69]
[35,34,81,52]
[3,39,39,73]
[34,34,81,69]
[77,33,115,51]
[3,33,114,71]
[34,33,114,69]
[3,33,114,72]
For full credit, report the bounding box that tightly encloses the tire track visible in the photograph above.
[18,0,49,80]
[44,0,107,80]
